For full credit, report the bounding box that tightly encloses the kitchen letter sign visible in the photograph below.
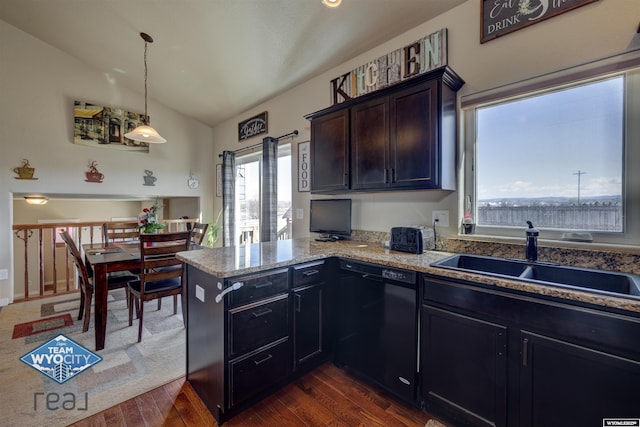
[238,111,268,141]
[481,0,599,43]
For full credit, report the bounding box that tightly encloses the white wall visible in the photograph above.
[211,0,640,238]
[0,20,215,303]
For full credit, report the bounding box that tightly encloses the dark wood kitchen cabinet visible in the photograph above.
[309,109,349,193]
[422,274,640,427]
[186,265,291,423]
[307,66,463,193]
[351,96,389,189]
[519,330,640,427]
[291,260,328,372]
[422,305,507,427]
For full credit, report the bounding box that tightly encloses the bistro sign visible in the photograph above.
[481,0,599,43]
[330,28,448,106]
[238,111,268,141]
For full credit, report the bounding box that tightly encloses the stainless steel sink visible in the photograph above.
[431,254,640,299]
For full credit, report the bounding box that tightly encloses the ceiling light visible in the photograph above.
[124,32,166,144]
[24,195,48,205]
[322,0,342,8]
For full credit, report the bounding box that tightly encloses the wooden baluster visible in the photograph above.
[22,229,29,300]
[39,228,44,297]
[52,227,57,295]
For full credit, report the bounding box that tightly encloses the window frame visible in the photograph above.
[461,52,640,246]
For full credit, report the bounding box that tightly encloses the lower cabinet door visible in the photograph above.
[228,338,290,408]
[422,305,508,427]
[520,331,640,427]
[293,283,324,371]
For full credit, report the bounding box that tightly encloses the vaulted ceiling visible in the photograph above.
[0,0,467,127]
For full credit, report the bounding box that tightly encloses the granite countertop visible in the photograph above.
[177,238,640,314]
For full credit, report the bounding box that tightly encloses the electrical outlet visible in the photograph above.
[432,210,450,227]
[0,269,7,280]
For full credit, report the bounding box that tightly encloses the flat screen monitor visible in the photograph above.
[310,199,352,239]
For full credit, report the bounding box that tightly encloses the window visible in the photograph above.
[463,59,640,245]
[235,144,292,245]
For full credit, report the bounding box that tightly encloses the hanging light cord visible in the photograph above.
[143,37,149,124]
[139,32,154,125]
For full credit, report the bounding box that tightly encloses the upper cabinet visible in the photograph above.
[309,109,350,193]
[306,67,464,193]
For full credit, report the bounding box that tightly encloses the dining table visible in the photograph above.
[83,239,200,351]
[83,241,142,351]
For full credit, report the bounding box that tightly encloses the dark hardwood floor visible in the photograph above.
[69,362,448,427]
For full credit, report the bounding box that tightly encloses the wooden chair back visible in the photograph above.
[103,221,139,245]
[128,231,191,342]
[190,222,209,245]
[138,231,191,297]
[59,230,92,331]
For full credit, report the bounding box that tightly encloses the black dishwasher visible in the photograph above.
[335,259,418,403]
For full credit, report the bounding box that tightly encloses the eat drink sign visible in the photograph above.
[481,0,599,43]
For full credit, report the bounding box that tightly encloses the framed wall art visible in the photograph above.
[73,101,151,152]
[216,164,223,197]
[298,141,310,192]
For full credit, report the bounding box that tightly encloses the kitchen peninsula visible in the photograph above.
[178,238,640,426]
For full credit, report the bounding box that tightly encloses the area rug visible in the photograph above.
[12,313,74,339]
[0,289,186,427]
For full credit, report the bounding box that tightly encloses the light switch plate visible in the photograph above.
[195,284,205,302]
[432,210,450,227]
[296,208,304,220]
[0,269,7,280]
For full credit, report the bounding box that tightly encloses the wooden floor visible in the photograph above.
[69,362,446,427]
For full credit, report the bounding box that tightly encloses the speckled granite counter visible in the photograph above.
[178,238,640,315]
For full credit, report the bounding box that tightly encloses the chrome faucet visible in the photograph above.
[525,221,539,262]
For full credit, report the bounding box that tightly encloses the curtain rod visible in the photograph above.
[218,130,299,158]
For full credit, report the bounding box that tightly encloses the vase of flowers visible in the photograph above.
[138,201,166,235]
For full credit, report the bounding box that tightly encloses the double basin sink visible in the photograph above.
[431,254,640,299]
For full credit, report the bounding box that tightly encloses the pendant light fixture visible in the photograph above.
[124,32,166,144]
[322,0,342,7]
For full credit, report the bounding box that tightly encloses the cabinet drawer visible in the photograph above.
[229,268,288,307]
[228,294,289,357]
[291,260,326,287]
[229,338,290,408]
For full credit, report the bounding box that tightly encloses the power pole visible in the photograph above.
[573,170,586,205]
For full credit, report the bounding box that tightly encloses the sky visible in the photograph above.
[476,76,624,200]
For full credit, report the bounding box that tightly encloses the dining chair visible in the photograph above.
[190,222,209,245]
[59,230,137,332]
[103,221,140,245]
[127,231,191,342]
[103,220,141,275]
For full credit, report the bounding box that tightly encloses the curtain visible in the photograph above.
[260,136,278,242]
[222,150,236,247]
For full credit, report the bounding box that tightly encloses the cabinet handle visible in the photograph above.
[302,270,319,277]
[391,168,396,183]
[522,338,529,367]
[253,353,273,366]
[343,173,348,187]
[295,294,302,312]
[214,281,244,304]
[384,169,388,184]
[251,308,273,318]
[253,281,273,289]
